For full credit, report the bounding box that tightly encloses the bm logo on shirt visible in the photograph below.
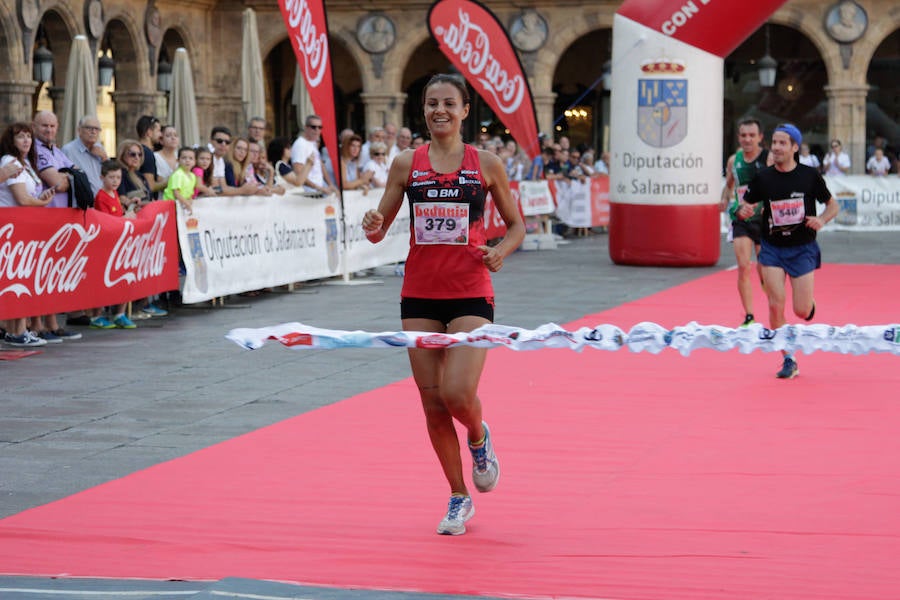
[426,188,460,198]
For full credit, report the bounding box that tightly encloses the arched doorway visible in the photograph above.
[724,24,826,163]
[551,28,612,152]
[104,18,140,149]
[866,28,900,170]
[33,11,73,116]
[264,36,363,140]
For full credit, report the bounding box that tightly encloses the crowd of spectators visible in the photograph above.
[0,108,613,348]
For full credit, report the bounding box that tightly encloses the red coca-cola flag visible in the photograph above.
[618,0,788,57]
[428,0,541,160]
[0,203,179,320]
[279,0,340,190]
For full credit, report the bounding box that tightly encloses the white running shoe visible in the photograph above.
[469,421,500,492]
[437,495,474,535]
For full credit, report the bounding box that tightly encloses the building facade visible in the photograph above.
[2,0,898,171]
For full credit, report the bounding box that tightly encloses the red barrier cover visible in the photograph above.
[0,202,179,319]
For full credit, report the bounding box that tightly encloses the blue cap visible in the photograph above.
[774,123,802,146]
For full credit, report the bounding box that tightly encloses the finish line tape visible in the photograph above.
[227,322,900,356]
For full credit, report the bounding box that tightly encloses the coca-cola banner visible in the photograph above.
[0,203,179,320]
[428,0,541,160]
[279,0,340,184]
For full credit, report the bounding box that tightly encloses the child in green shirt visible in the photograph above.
[163,146,197,212]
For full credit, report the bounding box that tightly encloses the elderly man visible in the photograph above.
[246,116,267,144]
[360,126,385,165]
[30,110,82,342]
[33,110,73,208]
[62,115,107,196]
[389,126,412,164]
[290,114,337,195]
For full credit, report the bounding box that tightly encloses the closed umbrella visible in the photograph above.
[241,8,266,124]
[59,35,97,145]
[167,48,201,147]
[292,63,315,129]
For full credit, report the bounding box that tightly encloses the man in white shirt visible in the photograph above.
[389,126,412,165]
[291,115,337,194]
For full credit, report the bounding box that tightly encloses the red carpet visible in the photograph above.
[1,264,899,599]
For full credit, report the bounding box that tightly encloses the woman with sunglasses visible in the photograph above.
[117,140,152,211]
[360,140,388,188]
[362,74,525,536]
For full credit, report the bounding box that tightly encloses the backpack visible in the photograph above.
[59,166,94,210]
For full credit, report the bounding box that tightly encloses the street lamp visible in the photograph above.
[157,52,172,92]
[33,31,53,83]
[757,25,778,88]
[98,49,115,87]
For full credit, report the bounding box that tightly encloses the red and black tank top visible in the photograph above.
[401,143,492,299]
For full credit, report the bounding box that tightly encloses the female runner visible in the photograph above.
[362,74,525,535]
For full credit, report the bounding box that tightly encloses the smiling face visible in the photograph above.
[770,131,798,170]
[423,81,469,139]
[737,122,763,155]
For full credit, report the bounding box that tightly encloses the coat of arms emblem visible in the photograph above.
[637,59,687,148]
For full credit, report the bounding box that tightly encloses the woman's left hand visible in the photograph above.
[479,245,503,272]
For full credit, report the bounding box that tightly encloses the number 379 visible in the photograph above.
[424,218,456,231]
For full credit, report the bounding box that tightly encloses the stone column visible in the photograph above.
[360,92,407,131]
[110,91,167,146]
[0,81,40,123]
[824,83,869,174]
[532,91,557,138]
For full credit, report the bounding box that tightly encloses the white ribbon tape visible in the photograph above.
[227,322,900,356]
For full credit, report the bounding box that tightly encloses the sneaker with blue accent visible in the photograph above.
[437,495,474,536]
[51,328,82,340]
[776,356,799,379]
[469,421,500,493]
[37,330,63,343]
[141,303,168,317]
[4,331,47,347]
[90,316,116,329]
[113,314,137,329]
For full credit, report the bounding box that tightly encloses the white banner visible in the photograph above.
[341,190,410,272]
[177,190,414,303]
[518,180,555,216]
[554,179,592,227]
[823,175,900,231]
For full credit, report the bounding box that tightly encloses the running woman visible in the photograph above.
[362,74,525,535]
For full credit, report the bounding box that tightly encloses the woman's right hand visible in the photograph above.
[362,209,384,234]
[36,187,55,204]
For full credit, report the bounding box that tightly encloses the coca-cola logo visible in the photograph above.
[105,213,169,286]
[0,222,99,297]
[283,0,328,87]
[433,8,526,114]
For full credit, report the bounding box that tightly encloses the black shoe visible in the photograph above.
[66,315,92,327]
[740,314,755,328]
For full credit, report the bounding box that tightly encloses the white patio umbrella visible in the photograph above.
[167,47,201,148]
[241,8,266,124]
[292,63,315,129]
[59,35,97,145]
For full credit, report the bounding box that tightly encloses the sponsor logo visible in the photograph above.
[278,332,314,346]
[416,334,457,348]
[376,334,409,347]
[432,8,526,115]
[426,188,461,198]
[0,221,100,297]
[884,327,900,344]
[283,0,329,87]
[459,176,479,185]
[412,169,433,179]
[759,328,777,340]
[410,179,436,187]
[105,213,169,286]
